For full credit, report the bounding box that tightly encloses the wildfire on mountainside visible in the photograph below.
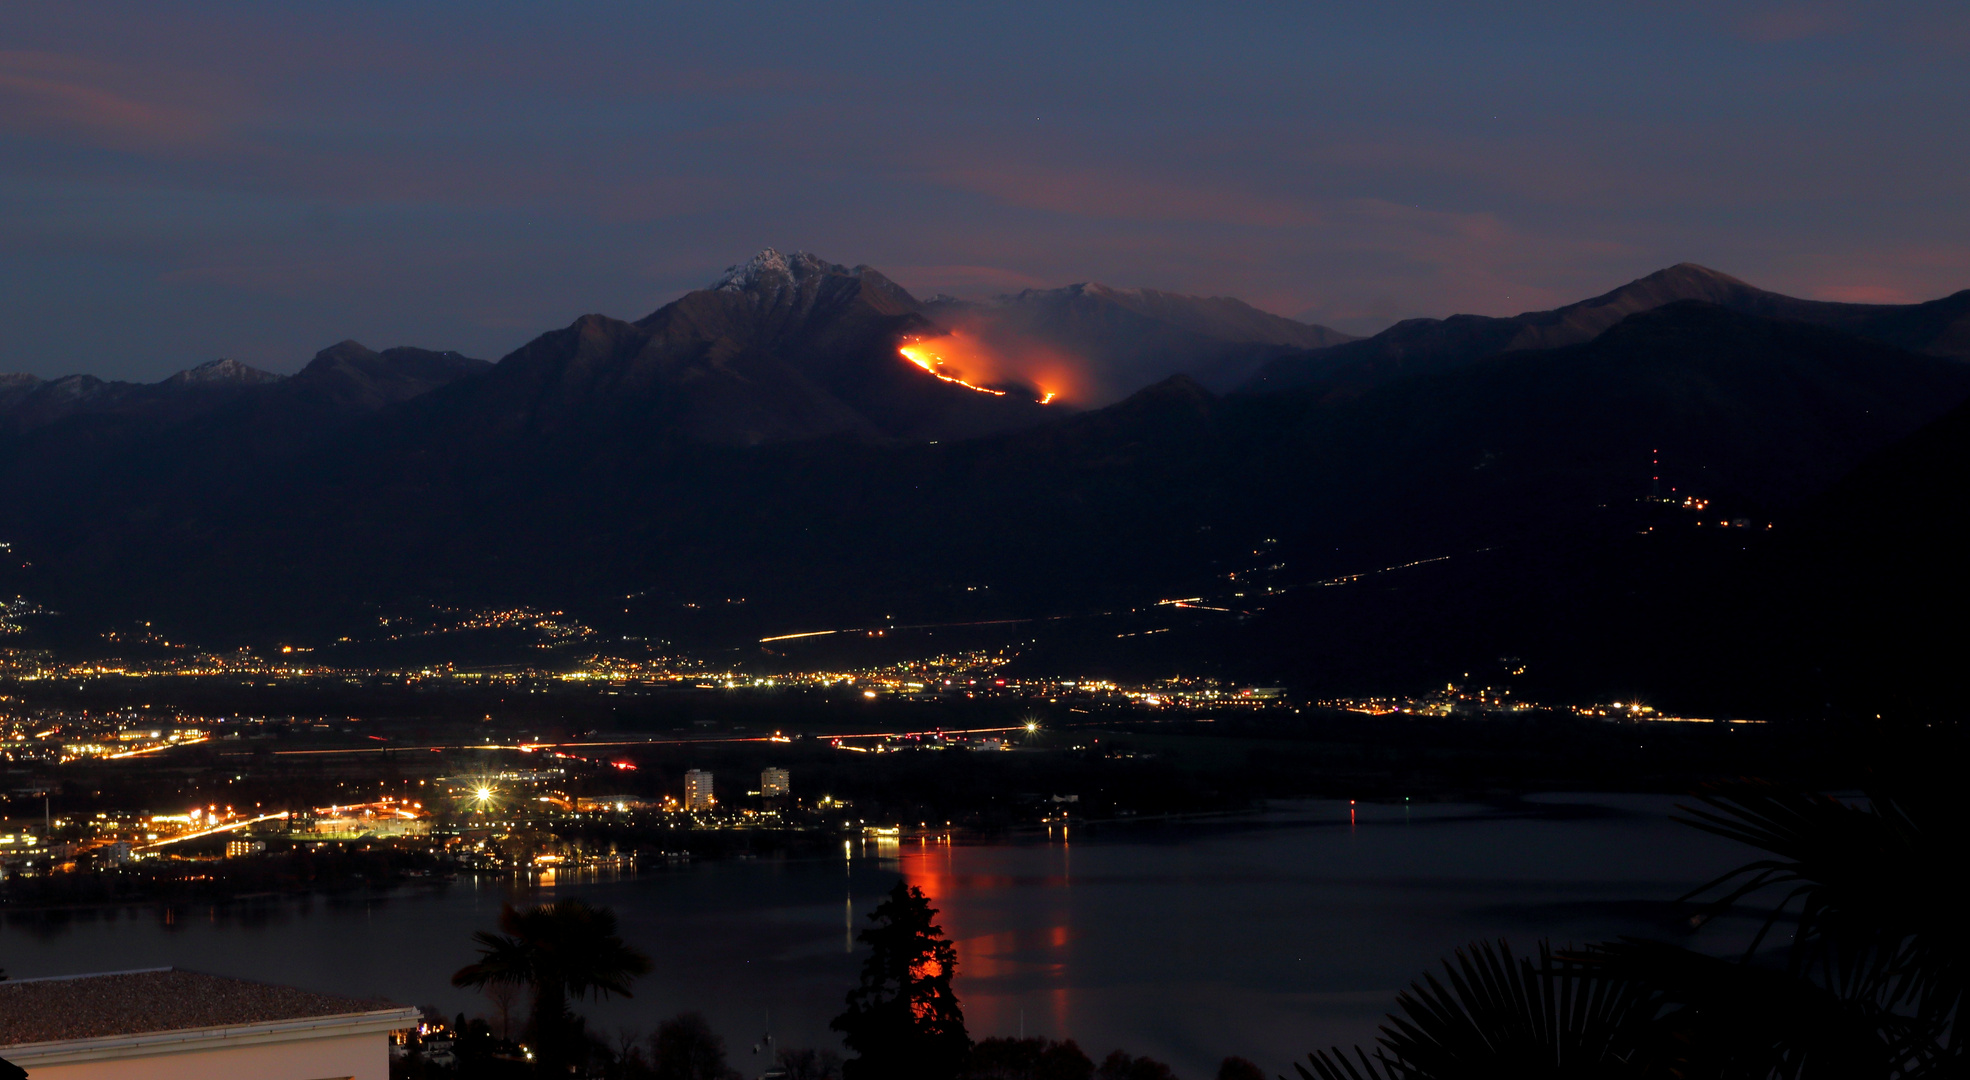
[897,330,1071,405]
[899,341,1007,396]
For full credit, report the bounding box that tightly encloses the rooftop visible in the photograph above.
[0,969,402,1047]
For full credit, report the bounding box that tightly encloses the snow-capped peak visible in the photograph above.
[164,358,283,386]
[710,248,857,293]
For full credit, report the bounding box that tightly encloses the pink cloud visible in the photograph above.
[1811,284,1913,304]
[848,192,1651,333]
[1772,244,1970,305]
[1733,3,1850,42]
[885,264,1058,296]
[0,51,218,148]
[928,161,1324,229]
[158,259,364,295]
[1314,198,1638,314]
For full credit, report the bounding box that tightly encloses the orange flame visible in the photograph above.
[898,341,1007,396]
[898,330,1074,405]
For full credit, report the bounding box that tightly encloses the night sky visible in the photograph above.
[3,1,1965,380]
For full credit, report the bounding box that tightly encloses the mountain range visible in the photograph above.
[2,250,1965,721]
[0,348,496,428]
[1245,262,1970,398]
[925,280,1354,400]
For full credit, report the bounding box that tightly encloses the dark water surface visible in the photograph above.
[1,795,1754,1077]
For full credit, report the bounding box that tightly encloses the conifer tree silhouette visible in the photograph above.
[834,882,970,1080]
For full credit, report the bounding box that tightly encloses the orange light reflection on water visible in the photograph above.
[896,834,1078,1039]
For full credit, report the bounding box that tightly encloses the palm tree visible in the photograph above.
[453,898,653,1075]
[1297,940,1655,1080]
[1297,769,1963,1078]
[1577,936,1905,1078]
[1665,777,1962,1075]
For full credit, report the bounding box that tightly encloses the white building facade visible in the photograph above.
[0,969,416,1080]
[684,768,715,809]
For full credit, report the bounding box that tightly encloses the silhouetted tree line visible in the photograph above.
[828,881,1266,1080]
[438,884,1262,1080]
[961,1037,1264,1080]
[391,1006,795,1080]
[440,758,1961,1079]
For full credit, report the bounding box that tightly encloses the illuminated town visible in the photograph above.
[0,4,1960,1076]
[1,611,1774,901]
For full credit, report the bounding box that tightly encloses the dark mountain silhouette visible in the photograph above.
[403,249,1053,446]
[1750,391,1970,719]
[0,344,490,605]
[925,282,1353,400]
[1206,301,1970,713]
[160,357,286,388]
[0,346,492,436]
[285,342,491,411]
[1279,300,1970,526]
[0,358,283,433]
[1245,263,1970,397]
[1,255,1967,723]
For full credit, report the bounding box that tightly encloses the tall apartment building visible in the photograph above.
[760,768,790,798]
[684,769,714,810]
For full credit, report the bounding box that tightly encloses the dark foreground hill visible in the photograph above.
[1754,391,1970,719]
[2,257,1967,723]
[996,301,1970,717]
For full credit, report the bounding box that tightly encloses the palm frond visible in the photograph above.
[1296,1045,1402,1080]
[1675,778,1964,1044]
[1577,937,1906,1079]
[1301,940,1652,1080]
[451,917,538,989]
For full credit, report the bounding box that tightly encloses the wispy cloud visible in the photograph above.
[0,51,220,149]
[885,264,1059,296]
[1732,2,1851,42]
[0,2,1963,380]
[927,161,1324,229]
[1779,243,1970,306]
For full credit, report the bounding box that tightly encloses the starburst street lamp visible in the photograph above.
[458,780,501,814]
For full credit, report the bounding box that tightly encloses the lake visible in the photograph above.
[0,794,1758,1078]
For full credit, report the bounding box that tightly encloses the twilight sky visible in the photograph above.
[3,1,1966,381]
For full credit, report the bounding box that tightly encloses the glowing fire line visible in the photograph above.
[898,343,1006,396]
